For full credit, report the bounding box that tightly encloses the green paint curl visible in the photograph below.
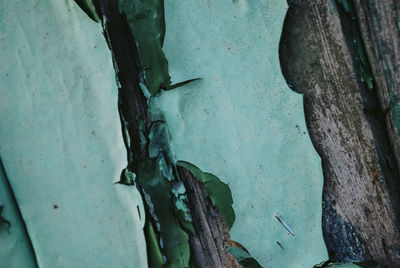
[177,161,235,229]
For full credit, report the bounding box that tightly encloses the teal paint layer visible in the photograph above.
[0,161,37,268]
[151,0,328,267]
[135,113,192,267]
[0,0,147,267]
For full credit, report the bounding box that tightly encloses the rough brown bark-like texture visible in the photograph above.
[352,0,400,175]
[280,1,400,267]
[178,166,241,268]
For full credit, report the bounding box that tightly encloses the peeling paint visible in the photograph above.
[74,0,100,22]
[129,131,192,267]
[177,161,235,229]
[75,0,326,267]
[118,0,171,95]
[137,111,192,266]
[88,1,195,265]
[227,246,262,268]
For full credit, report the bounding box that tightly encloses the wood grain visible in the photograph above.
[281,1,400,267]
[178,166,241,268]
[353,0,400,173]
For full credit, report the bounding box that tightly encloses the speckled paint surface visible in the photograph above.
[0,162,37,268]
[0,1,147,267]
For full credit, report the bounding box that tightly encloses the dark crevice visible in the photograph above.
[334,0,400,223]
[0,158,39,268]
[162,78,201,91]
[93,1,170,266]
[0,205,11,233]
[93,1,195,267]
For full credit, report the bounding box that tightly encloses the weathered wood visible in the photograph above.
[280,1,400,267]
[353,0,400,174]
[178,166,241,268]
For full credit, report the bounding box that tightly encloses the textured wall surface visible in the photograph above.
[0,1,147,267]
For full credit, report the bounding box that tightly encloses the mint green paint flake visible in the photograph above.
[136,157,191,267]
[74,0,100,22]
[133,111,192,267]
[227,247,262,268]
[151,0,328,267]
[0,0,147,266]
[101,0,193,265]
[119,0,171,95]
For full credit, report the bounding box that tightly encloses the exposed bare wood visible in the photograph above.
[352,0,400,188]
[280,1,400,267]
[178,166,241,268]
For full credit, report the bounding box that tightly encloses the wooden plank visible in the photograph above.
[353,0,400,173]
[280,1,400,267]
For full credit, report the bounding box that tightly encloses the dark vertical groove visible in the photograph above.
[92,2,162,266]
[334,0,400,222]
[94,0,151,172]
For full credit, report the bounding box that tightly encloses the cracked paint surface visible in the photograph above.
[0,0,147,267]
[151,0,328,267]
[119,0,171,95]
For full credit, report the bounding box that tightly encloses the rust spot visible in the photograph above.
[226,240,249,253]
[371,168,378,182]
